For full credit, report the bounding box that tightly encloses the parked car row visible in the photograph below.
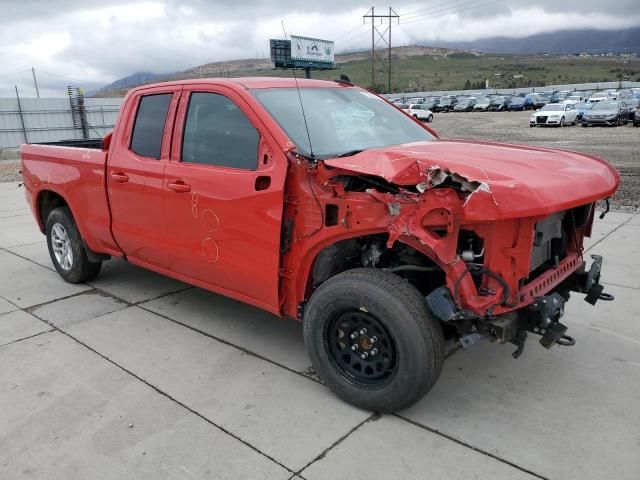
[391,88,640,128]
[392,87,640,113]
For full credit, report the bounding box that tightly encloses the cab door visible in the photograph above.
[107,87,181,268]
[163,85,287,312]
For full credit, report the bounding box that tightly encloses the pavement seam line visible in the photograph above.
[602,281,640,291]
[0,329,55,350]
[136,303,324,385]
[393,413,551,480]
[26,310,296,476]
[4,239,311,381]
[1,244,196,309]
[24,289,97,312]
[585,213,637,253]
[295,413,380,476]
[0,293,21,309]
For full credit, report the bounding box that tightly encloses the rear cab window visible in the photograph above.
[130,93,173,159]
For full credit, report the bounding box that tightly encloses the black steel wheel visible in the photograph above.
[304,268,445,412]
[325,310,398,387]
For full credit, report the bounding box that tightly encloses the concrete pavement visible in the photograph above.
[1,180,638,479]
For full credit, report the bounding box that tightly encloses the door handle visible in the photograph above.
[168,181,191,193]
[111,172,129,183]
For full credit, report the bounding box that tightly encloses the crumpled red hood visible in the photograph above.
[324,140,620,219]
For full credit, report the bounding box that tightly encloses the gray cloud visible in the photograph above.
[1,1,638,97]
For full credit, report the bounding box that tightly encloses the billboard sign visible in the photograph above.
[290,35,334,65]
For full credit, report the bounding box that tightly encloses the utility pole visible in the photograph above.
[31,67,40,98]
[363,6,399,93]
[388,6,392,93]
[370,6,374,89]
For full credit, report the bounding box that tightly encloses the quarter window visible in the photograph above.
[182,92,259,170]
[130,93,172,159]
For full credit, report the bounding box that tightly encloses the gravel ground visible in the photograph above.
[0,158,21,183]
[1,111,637,211]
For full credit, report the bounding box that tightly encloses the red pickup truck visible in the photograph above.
[22,78,619,412]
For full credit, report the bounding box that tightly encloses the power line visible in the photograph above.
[0,69,31,79]
[400,0,506,25]
[401,0,474,20]
[35,69,94,83]
[336,28,372,51]
[334,23,367,41]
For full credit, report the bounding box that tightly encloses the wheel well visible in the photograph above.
[38,191,68,231]
[309,235,446,297]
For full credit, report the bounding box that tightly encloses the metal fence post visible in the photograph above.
[100,106,106,135]
[14,85,28,144]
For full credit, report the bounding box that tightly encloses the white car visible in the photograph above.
[562,95,583,105]
[400,103,434,122]
[529,103,578,127]
[588,92,609,103]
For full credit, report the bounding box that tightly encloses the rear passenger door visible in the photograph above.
[108,87,181,268]
[163,85,286,311]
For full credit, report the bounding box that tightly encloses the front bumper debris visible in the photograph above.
[570,254,614,305]
[425,254,614,358]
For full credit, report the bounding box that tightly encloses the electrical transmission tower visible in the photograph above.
[363,6,399,93]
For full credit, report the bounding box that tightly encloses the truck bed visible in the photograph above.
[21,143,121,257]
[33,138,104,149]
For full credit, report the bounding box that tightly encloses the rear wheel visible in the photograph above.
[46,207,102,283]
[303,268,445,412]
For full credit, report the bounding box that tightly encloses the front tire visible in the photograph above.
[46,207,102,283]
[427,114,433,122]
[303,268,445,412]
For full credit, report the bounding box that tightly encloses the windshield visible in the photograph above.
[574,102,592,110]
[592,101,618,111]
[251,87,434,159]
[540,104,564,111]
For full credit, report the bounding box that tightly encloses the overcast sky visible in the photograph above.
[1,0,639,97]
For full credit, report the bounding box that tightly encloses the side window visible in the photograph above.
[182,92,259,170]
[130,93,172,159]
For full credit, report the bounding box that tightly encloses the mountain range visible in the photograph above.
[93,28,640,96]
[430,27,640,54]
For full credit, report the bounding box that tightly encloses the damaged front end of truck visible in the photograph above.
[281,139,620,357]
